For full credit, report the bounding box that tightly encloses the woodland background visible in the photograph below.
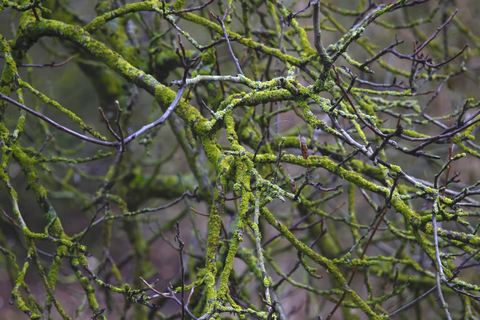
[1,0,480,320]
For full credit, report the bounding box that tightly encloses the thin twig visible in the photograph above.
[172,0,213,14]
[432,199,452,320]
[210,9,244,76]
[0,92,117,148]
[174,222,185,320]
[17,55,75,68]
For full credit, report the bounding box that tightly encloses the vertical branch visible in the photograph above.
[211,9,244,76]
[174,222,185,320]
[114,100,125,154]
[253,193,273,315]
[432,199,453,320]
[312,0,332,66]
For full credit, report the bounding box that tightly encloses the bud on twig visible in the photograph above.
[298,135,309,159]
[288,174,297,194]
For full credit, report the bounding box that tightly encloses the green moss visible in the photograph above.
[1,2,478,319]
[261,206,381,319]
[180,12,302,66]
[218,218,245,298]
[19,80,106,140]
[256,154,388,196]
[390,164,402,173]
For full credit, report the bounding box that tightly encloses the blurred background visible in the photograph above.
[1,0,480,319]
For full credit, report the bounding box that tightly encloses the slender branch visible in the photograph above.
[312,0,332,66]
[211,9,244,76]
[0,92,118,148]
[16,55,76,68]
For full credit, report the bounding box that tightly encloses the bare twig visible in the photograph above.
[17,55,75,68]
[172,0,213,14]
[174,222,185,320]
[210,9,244,76]
[0,92,117,147]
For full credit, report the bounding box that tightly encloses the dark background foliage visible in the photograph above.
[1,0,480,319]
